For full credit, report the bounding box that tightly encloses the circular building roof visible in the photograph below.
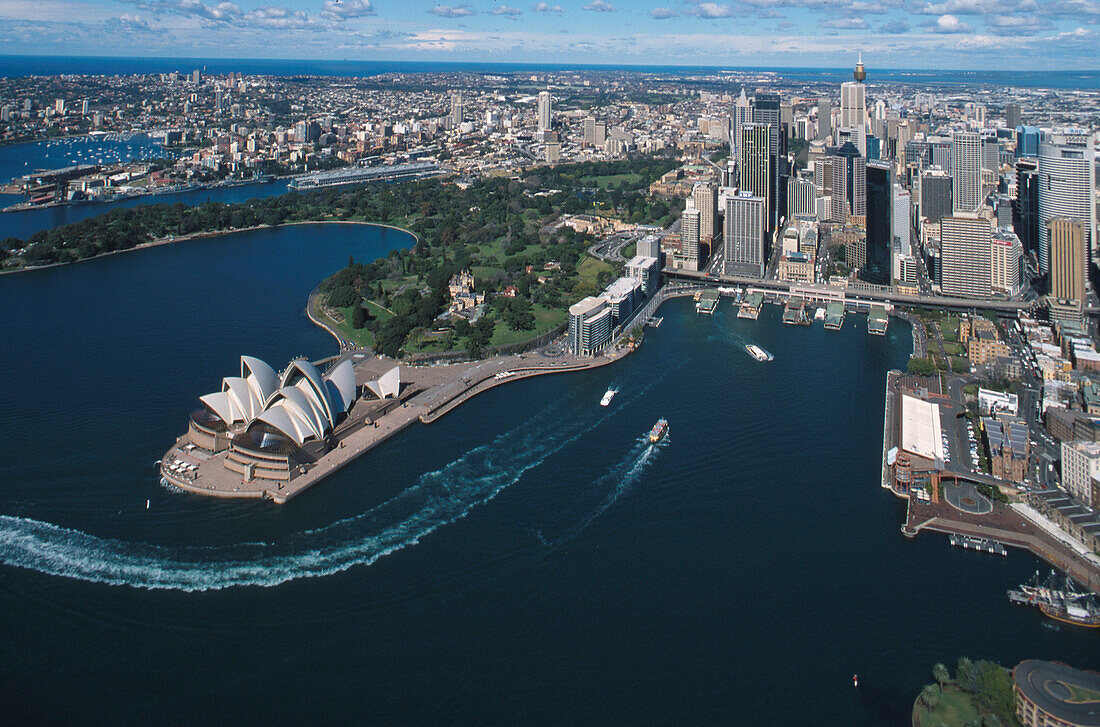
[1014,660,1100,726]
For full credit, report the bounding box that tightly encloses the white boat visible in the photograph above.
[600,387,618,406]
[814,307,825,321]
[745,344,773,362]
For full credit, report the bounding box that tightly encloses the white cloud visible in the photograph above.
[428,5,475,17]
[650,7,676,18]
[927,14,971,33]
[321,0,375,21]
[693,3,733,18]
[532,2,563,12]
[105,12,160,33]
[822,17,867,29]
[918,0,1036,15]
[491,5,522,16]
[879,19,909,34]
[583,1,615,11]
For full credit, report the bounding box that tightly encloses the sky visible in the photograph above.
[0,0,1097,70]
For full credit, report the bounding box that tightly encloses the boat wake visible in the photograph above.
[537,435,667,548]
[0,400,612,592]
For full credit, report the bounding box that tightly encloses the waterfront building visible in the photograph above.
[1049,218,1087,322]
[537,90,552,132]
[952,131,982,214]
[568,297,612,356]
[1061,441,1100,506]
[679,201,701,271]
[723,192,767,277]
[1038,133,1095,272]
[862,160,893,286]
[692,181,718,244]
[625,255,660,298]
[637,234,661,260]
[941,214,993,298]
[1014,659,1100,727]
[601,277,644,325]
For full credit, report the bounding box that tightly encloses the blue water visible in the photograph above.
[0,137,294,241]
[0,227,1096,723]
[3,55,1100,89]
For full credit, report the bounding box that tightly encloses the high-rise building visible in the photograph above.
[537,91,552,132]
[920,168,952,224]
[1013,158,1040,255]
[940,215,993,298]
[80,98,88,115]
[753,93,783,230]
[893,184,911,251]
[54,98,64,115]
[450,93,464,127]
[568,297,612,356]
[840,81,866,130]
[1048,218,1086,305]
[738,122,772,217]
[991,228,1023,296]
[1060,441,1100,506]
[787,174,816,219]
[1005,103,1021,129]
[1038,133,1095,271]
[951,131,982,214]
[692,181,718,243]
[583,117,606,147]
[545,141,560,164]
[862,161,893,286]
[679,201,701,272]
[816,98,832,142]
[1016,126,1040,158]
[828,141,866,218]
[723,192,767,277]
[733,88,752,154]
[981,136,1000,172]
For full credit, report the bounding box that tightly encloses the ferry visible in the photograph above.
[600,387,618,407]
[648,419,669,443]
[745,344,773,362]
[1008,571,1100,628]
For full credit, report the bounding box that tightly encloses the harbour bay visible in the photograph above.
[0,222,1096,723]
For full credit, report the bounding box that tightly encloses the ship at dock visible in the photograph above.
[745,344,773,362]
[648,419,669,443]
[1008,571,1100,628]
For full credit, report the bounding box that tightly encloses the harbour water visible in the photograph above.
[0,137,292,241]
[0,226,1097,723]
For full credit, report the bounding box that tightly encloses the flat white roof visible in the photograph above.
[901,394,945,462]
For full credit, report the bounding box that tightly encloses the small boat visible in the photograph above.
[852,674,858,688]
[600,387,618,407]
[745,344,773,362]
[648,419,669,443]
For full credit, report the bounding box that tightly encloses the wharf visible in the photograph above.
[738,291,763,320]
[782,298,810,325]
[695,289,719,315]
[824,302,845,330]
[868,306,889,335]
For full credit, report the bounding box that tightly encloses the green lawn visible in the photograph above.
[576,255,613,282]
[489,304,566,346]
[942,341,965,356]
[363,299,395,320]
[580,172,642,188]
[913,687,983,727]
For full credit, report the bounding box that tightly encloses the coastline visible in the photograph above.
[1,218,420,277]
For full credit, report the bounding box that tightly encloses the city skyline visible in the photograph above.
[3,0,1100,69]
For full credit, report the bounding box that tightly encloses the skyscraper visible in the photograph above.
[738,122,772,215]
[537,91,552,132]
[1048,218,1086,308]
[1013,158,1039,256]
[940,215,993,298]
[692,181,718,243]
[724,192,767,277]
[951,131,982,214]
[583,117,606,147]
[990,228,1023,296]
[840,56,867,130]
[733,88,752,154]
[1005,103,1022,129]
[1038,133,1096,271]
[920,168,952,224]
[753,93,783,231]
[679,201,701,272]
[862,161,893,285]
[450,93,464,127]
[893,184,911,251]
[817,98,832,142]
[828,141,866,218]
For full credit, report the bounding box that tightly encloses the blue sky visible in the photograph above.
[0,0,1097,69]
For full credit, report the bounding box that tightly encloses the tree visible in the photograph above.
[957,657,975,692]
[351,303,367,329]
[908,356,936,375]
[933,663,950,688]
[919,684,940,711]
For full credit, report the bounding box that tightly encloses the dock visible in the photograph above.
[738,291,763,320]
[695,289,719,315]
[949,533,1008,556]
[868,305,889,335]
[782,298,810,325]
[824,302,845,330]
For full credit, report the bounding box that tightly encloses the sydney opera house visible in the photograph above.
[187,355,363,482]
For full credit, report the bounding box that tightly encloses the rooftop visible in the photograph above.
[1014,659,1100,726]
